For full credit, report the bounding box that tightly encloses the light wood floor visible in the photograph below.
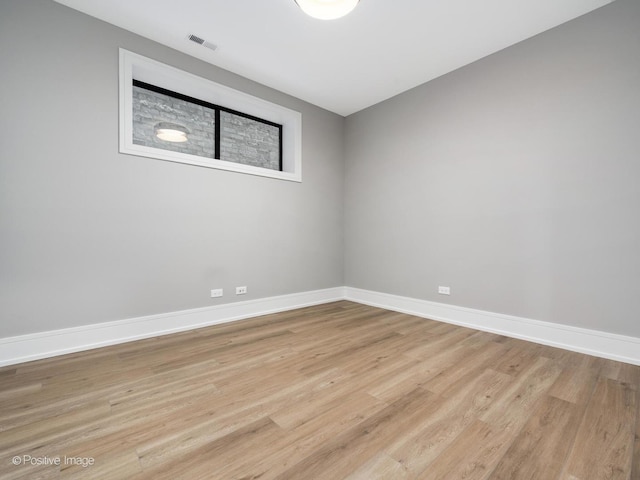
[1,301,639,479]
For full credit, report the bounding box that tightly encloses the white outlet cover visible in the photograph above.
[438,286,451,295]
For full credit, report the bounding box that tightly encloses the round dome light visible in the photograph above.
[154,122,189,143]
[294,0,360,20]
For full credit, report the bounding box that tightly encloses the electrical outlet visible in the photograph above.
[210,289,223,298]
[438,286,451,295]
[236,286,247,295]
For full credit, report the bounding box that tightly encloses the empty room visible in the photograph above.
[1,0,639,478]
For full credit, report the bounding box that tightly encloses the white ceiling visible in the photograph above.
[54,0,614,116]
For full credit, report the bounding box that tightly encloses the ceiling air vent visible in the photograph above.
[187,34,217,52]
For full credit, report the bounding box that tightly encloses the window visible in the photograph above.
[119,49,301,182]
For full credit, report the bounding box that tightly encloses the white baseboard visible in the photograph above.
[2,286,639,367]
[344,287,640,366]
[0,287,347,367]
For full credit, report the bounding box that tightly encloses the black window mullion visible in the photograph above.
[214,108,221,160]
[278,125,283,171]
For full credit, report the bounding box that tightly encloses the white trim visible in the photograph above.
[119,49,302,182]
[3,286,638,367]
[0,288,345,367]
[344,287,640,366]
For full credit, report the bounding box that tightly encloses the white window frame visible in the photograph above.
[119,49,302,182]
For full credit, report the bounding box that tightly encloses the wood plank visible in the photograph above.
[423,340,506,395]
[0,382,42,401]
[60,452,142,479]
[367,339,488,403]
[403,325,477,360]
[547,355,600,405]
[343,452,410,480]
[132,417,285,480]
[489,395,583,479]
[213,391,388,479]
[386,368,513,477]
[631,388,640,480]
[492,340,546,377]
[481,356,563,432]
[269,363,397,430]
[271,387,440,480]
[561,377,636,480]
[133,368,347,469]
[603,361,640,391]
[414,419,513,480]
[0,400,112,454]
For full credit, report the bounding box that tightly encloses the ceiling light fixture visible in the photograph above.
[294,0,360,20]
[154,122,189,143]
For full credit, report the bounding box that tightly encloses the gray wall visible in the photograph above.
[0,0,345,337]
[345,0,640,337]
[2,0,639,342]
